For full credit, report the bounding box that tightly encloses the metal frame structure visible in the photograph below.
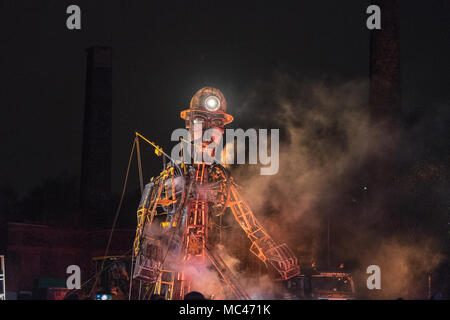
[130,87,300,300]
[131,160,300,299]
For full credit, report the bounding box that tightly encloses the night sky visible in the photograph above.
[0,0,449,197]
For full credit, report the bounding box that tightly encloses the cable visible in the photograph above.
[128,254,135,300]
[89,137,137,296]
[136,137,144,194]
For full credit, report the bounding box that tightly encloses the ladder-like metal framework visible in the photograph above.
[228,184,300,280]
[0,255,5,300]
[182,163,208,262]
[133,167,178,257]
[153,269,175,300]
[204,244,250,300]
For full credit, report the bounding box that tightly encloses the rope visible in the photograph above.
[128,253,135,300]
[89,137,137,296]
[136,137,144,193]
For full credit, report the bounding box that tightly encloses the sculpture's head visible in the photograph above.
[180,87,233,163]
[180,87,233,131]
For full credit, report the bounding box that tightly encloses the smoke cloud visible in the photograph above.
[146,73,447,300]
[219,72,448,299]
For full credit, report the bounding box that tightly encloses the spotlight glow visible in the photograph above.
[204,95,220,111]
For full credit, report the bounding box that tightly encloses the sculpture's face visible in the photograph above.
[180,87,233,162]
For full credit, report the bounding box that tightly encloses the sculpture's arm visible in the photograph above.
[227,183,300,280]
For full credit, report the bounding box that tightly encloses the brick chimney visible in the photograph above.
[80,47,112,229]
[369,0,401,121]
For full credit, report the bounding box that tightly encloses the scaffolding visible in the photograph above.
[153,269,175,300]
[0,255,5,300]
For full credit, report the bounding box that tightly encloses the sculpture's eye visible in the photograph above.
[212,119,224,127]
[193,116,205,124]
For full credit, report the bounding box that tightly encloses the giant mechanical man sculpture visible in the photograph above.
[132,87,299,300]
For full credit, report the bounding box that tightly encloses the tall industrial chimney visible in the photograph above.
[80,47,112,229]
[369,0,401,120]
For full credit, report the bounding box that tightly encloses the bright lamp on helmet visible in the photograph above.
[204,95,220,111]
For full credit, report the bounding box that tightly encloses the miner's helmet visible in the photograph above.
[180,87,234,127]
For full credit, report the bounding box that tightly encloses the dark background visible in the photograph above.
[0,0,449,299]
[1,0,448,197]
